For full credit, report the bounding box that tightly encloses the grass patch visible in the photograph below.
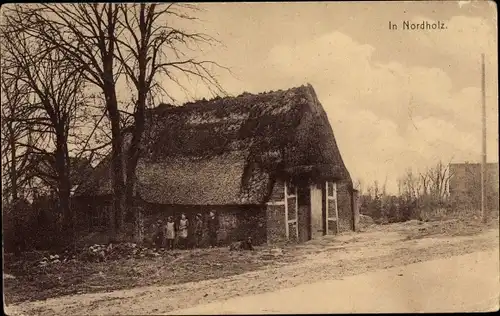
[4,217,497,305]
[403,217,499,240]
[3,246,299,304]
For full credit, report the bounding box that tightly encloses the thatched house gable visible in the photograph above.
[75,84,351,206]
[136,152,271,205]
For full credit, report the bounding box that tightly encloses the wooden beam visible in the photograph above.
[284,180,289,239]
[266,201,285,206]
[295,186,299,239]
[334,182,339,234]
[325,181,329,234]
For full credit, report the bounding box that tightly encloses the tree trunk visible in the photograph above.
[55,131,74,246]
[127,24,147,240]
[106,87,126,240]
[126,95,146,241]
[134,206,144,244]
[101,24,126,239]
[109,109,125,237]
[9,126,18,203]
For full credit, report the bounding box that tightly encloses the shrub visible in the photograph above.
[3,196,68,254]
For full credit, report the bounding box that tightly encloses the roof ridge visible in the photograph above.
[74,82,352,202]
[149,84,314,113]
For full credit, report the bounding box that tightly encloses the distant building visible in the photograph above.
[448,162,499,215]
[29,153,94,196]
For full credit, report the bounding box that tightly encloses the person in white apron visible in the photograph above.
[178,213,189,249]
[165,216,176,250]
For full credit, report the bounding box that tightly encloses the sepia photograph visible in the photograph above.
[1,1,498,314]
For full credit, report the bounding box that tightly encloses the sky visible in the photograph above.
[149,0,497,194]
[3,2,495,195]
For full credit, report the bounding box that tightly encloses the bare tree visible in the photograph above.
[420,159,454,205]
[0,66,38,204]
[381,175,388,196]
[114,4,226,240]
[6,4,227,239]
[6,3,128,237]
[396,168,422,219]
[398,168,422,202]
[420,171,431,197]
[6,4,227,242]
[2,14,87,242]
[70,94,114,166]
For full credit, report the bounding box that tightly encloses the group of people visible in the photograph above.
[154,211,219,250]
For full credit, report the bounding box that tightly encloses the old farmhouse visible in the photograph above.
[74,84,358,246]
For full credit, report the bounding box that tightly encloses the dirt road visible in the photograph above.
[171,250,499,314]
[5,222,499,315]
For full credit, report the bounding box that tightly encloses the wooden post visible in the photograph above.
[334,182,339,233]
[295,186,299,239]
[481,53,487,223]
[284,181,289,238]
[325,182,329,234]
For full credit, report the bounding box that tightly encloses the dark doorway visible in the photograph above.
[297,185,311,242]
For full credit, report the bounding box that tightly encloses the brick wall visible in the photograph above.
[266,204,287,243]
[80,201,267,247]
[266,179,287,244]
[325,183,337,235]
[269,180,285,201]
[324,180,353,234]
[337,180,353,232]
[287,197,297,220]
[286,191,298,242]
[352,190,360,231]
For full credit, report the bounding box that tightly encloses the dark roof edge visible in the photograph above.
[303,83,353,184]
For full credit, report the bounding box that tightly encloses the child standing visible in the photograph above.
[207,210,219,248]
[154,220,164,249]
[194,213,204,248]
[165,216,176,250]
[178,213,189,249]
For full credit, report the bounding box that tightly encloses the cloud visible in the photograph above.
[263,28,498,193]
[146,10,497,194]
[411,15,497,68]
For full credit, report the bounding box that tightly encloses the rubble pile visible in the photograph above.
[260,247,284,260]
[105,243,162,260]
[36,243,164,267]
[79,244,111,262]
[38,254,76,268]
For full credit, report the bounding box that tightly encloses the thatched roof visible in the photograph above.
[75,84,351,205]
